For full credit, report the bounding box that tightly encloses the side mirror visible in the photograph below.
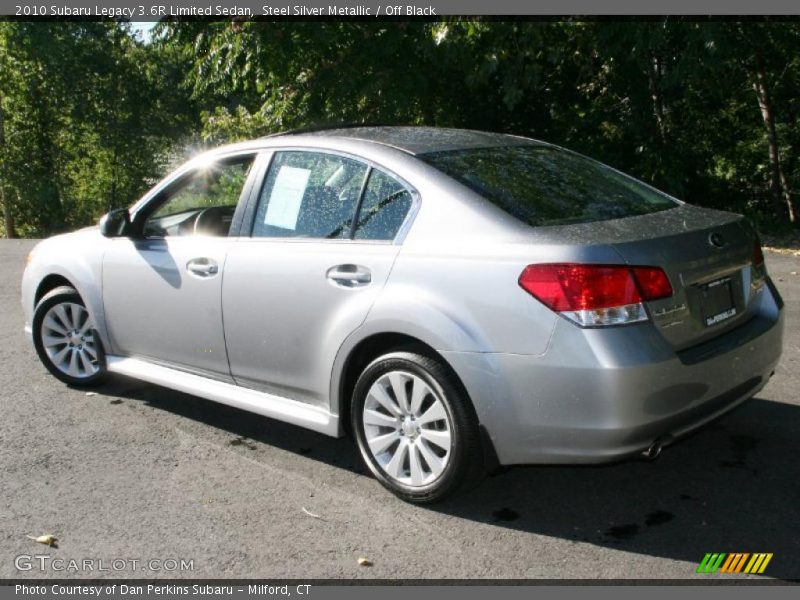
[99,208,131,238]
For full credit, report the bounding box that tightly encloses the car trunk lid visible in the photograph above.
[542,204,761,350]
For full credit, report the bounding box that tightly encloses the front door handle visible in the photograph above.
[327,264,372,288]
[186,258,219,277]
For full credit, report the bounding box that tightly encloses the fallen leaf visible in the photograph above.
[301,507,323,520]
[26,534,57,546]
[357,557,373,567]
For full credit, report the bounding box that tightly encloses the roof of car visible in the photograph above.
[286,126,541,155]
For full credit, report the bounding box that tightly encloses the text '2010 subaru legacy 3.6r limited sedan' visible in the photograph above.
[22,127,784,503]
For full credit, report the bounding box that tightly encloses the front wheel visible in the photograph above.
[351,351,485,503]
[32,286,107,387]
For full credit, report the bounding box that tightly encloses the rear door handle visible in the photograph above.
[326,264,372,288]
[186,258,219,277]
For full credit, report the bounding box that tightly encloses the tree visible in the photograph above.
[0,21,200,237]
[2,20,799,237]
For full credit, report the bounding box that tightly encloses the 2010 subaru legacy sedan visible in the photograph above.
[22,127,784,503]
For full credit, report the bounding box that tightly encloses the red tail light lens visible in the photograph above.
[519,264,640,311]
[631,267,673,301]
[519,263,672,327]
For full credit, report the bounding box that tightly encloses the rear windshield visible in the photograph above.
[420,145,678,227]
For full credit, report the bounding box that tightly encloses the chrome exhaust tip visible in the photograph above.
[642,442,662,460]
[642,439,664,461]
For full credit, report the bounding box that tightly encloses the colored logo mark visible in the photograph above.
[696,553,773,574]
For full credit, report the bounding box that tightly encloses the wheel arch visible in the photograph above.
[28,263,110,353]
[34,274,76,307]
[332,329,479,438]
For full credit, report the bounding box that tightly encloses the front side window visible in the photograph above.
[143,156,255,238]
[420,145,678,227]
[253,151,368,239]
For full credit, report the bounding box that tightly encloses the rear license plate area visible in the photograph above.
[700,277,736,327]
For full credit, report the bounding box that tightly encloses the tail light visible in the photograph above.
[519,263,672,327]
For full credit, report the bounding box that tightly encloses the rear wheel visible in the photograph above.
[352,351,484,503]
[32,286,107,387]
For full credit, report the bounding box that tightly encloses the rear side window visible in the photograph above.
[420,146,678,227]
[253,151,367,239]
[354,170,413,241]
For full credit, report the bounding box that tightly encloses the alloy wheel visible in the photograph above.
[361,370,453,487]
[40,302,100,379]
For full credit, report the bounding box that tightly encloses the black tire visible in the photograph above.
[351,351,485,503]
[32,286,107,387]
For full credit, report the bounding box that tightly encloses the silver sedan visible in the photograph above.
[21,127,784,503]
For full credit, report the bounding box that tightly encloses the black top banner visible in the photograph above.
[2,0,800,17]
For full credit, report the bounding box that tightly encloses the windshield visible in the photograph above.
[420,145,678,227]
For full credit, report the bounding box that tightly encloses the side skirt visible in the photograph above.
[106,356,340,437]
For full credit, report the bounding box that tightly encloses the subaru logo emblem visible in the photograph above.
[709,232,726,248]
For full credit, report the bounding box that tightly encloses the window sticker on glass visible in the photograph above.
[263,166,311,230]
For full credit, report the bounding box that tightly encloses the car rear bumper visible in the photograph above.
[444,278,784,466]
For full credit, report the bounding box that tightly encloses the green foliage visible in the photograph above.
[0,21,199,236]
[1,19,798,237]
[161,18,800,230]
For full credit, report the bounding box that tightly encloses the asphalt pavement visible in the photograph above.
[1,239,798,580]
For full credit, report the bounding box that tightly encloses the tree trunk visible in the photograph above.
[2,190,16,238]
[0,90,17,238]
[753,58,797,224]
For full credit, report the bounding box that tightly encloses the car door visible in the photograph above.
[102,153,259,380]
[222,150,416,407]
